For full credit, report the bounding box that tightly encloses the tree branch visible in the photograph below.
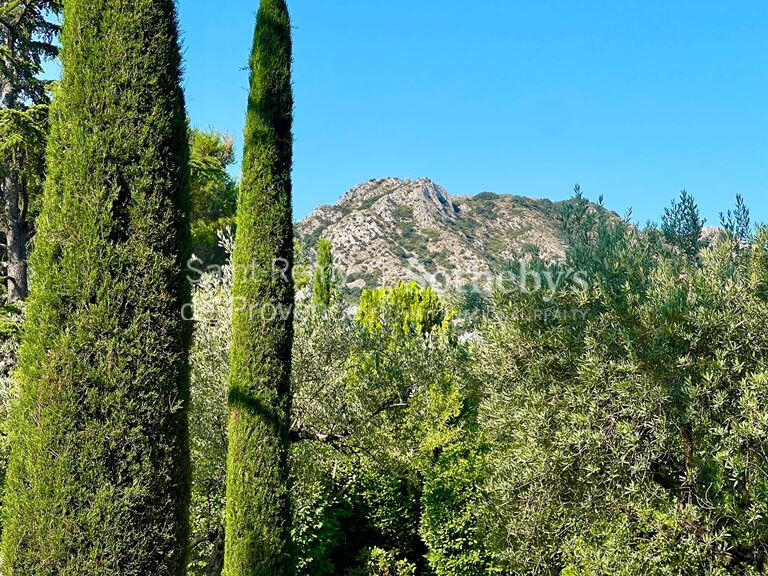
[289,427,349,446]
[289,397,410,448]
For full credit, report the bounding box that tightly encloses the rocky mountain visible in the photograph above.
[297,178,578,294]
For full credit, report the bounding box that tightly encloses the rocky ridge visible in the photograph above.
[297,178,574,294]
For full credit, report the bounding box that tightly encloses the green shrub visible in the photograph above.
[476,211,768,574]
[420,443,498,576]
[362,548,417,576]
[188,127,238,265]
[187,232,233,576]
[1,0,192,573]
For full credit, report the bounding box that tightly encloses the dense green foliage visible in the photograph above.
[292,281,470,576]
[0,105,47,200]
[721,194,752,244]
[662,189,706,260]
[188,231,233,576]
[224,0,295,574]
[0,103,47,289]
[477,208,768,574]
[0,0,60,107]
[2,121,235,305]
[189,127,238,264]
[188,243,480,575]
[1,0,192,573]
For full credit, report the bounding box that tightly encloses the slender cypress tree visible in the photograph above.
[224,1,294,574]
[311,238,335,312]
[2,0,191,573]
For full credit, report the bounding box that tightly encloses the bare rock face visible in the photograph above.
[297,178,572,294]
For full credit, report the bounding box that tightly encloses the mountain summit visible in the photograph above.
[297,178,574,293]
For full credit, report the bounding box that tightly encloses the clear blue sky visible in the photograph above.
[178,0,767,225]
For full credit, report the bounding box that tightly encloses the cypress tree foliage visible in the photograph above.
[224,1,295,575]
[2,0,192,573]
[311,238,336,312]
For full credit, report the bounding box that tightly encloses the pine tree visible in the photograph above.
[0,0,60,107]
[720,194,752,244]
[224,1,295,575]
[661,189,705,260]
[0,104,47,302]
[0,0,61,302]
[1,0,192,573]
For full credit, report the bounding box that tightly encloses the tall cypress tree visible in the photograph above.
[224,1,294,574]
[311,238,335,312]
[2,0,191,573]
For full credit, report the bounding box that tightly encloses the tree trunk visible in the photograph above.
[206,528,225,576]
[3,171,27,303]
